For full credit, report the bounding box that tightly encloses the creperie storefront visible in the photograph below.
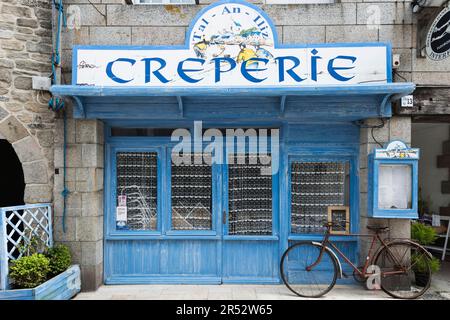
[52,0,415,284]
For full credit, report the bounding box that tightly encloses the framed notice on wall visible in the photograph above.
[327,206,349,235]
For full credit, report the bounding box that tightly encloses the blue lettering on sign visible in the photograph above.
[106,58,136,84]
[141,57,169,83]
[177,58,205,83]
[241,58,269,83]
[104,50,358,85]
[310,49,322,82]
[211,57,237,83]
[275,56,305,83]
[327,55,357,81]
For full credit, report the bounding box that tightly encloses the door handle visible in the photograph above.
[223,210,227,225]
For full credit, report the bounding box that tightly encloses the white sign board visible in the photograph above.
[375,141,419,160]
[401,95,414,107]
[73,1,389,87]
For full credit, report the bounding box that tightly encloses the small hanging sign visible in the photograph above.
[116,195,127,228]
[426,5,450,61]
[118,195,127,207]
[327,206,350,235]
[374,141,419,160]
[401,95,414,108]
[116,206,127,228]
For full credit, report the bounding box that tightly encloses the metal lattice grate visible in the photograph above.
[0,203,53,290]
[171,154,212,230]
[228,154,272,235]
[291,162,348,234]
[116,152,158,230]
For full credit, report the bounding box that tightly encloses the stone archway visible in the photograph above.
[0,115,52,204]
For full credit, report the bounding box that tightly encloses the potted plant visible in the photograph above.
[411,222,441,286]
[0,243,81,300]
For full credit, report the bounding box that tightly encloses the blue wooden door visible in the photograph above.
[220,144,280,284]
[104,140,223,284]
[104,134,280,284]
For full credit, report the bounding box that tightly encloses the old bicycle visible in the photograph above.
[280,222,433,299]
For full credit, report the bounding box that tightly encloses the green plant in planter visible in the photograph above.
[9,253,50,289]
[412,252,441,273]
[45,244,72,278]
[411,222,441,275]
[412,222,438,245]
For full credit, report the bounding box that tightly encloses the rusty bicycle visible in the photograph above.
[280,222,433,299]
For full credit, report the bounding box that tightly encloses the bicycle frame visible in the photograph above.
[307,226,414,279]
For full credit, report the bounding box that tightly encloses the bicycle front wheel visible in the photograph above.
[280,242,338,298]
[374,241,432,299]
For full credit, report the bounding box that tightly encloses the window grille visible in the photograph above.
[116,152,158,230]
[228,154,272,235]
[291,162,349,234]
[171,154,212,230]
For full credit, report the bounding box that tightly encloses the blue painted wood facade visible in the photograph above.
[50,0,417,285]
[100,118,363,284]
[51,77,416,286]
[51,77,416,285]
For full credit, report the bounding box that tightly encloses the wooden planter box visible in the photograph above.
[0,265,81,300]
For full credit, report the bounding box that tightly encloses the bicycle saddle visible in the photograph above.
[366,225,389,232]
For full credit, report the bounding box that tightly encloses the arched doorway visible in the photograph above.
[0,139,25,259]
[0,139,25,207]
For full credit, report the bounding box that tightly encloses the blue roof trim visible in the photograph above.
[51,83,415,97]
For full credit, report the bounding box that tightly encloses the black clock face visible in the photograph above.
[426,8,450,60]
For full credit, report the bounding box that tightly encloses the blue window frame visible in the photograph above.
[222,141,280,240]
[105,124,281,242]
[368,159,418,219]
[287,154,359,242]
[165,145,220,236]
[106,144,164,237]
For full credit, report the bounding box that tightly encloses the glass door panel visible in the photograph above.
[171,153,213,231]
[115,151,158,231]
[227,153,273,236]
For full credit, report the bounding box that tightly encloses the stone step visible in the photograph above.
[437,154,450,168]
[440,206,450,216]
[443,181,450,194]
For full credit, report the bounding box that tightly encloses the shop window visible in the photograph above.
[228,154,273,235]
[290,161,350,234]
[116,152,158,230]
[171,154,213,230]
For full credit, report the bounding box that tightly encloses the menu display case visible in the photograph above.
[368,141,419,219]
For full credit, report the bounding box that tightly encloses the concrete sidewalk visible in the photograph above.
[73,282,449,300]
[73,261,450,300]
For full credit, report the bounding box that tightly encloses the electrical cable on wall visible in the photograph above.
[48,0,69,233]
[354,118,386,148]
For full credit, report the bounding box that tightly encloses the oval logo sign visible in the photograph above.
[426,6,450,61]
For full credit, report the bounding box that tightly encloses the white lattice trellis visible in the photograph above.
[0,203,53,290]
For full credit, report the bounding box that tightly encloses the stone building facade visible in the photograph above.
[0,0,54,205]
[1,0,449,291]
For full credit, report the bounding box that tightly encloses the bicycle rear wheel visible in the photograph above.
[280,242,338,298]
[374,241,432,299]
